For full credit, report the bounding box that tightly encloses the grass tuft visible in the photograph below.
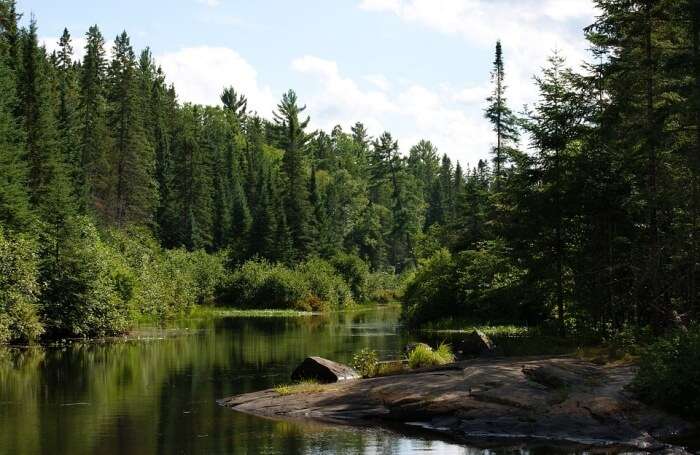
[273,380,327,396]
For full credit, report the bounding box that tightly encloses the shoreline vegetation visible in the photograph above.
[1,0,700,437]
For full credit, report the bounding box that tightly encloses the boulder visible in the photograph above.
[454,330,494,358]
[291,357,361,383]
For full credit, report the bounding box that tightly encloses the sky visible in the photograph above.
[20,0,599,167]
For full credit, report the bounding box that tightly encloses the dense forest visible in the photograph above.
[1,0,700,372]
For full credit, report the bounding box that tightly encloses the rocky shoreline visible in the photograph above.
[219,356,696,453]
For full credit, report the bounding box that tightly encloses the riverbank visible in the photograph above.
[220,356,696,453]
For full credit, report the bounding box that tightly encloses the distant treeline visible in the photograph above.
[2,1,700,346]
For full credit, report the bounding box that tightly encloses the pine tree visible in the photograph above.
[55,28,81,200]
[485,41,519,192]
[18,17,75,224]
[0,17,31,230]
[106,31,156,226]
[79,25,111,217]
[273,90,314,259]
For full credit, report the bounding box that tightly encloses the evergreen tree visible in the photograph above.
[485,41,519,191]
[273,90,314,259]
[106,31,156,226]
[0,17,30,230]
[79,25,111,217]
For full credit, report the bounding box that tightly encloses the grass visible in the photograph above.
[375,360,407,377]
[188,306,316,319]
[407,342,455,369]
[274,380,327,396]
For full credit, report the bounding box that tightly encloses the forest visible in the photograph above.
[1,0,700,415]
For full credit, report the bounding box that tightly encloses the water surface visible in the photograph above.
[0,306,617,454]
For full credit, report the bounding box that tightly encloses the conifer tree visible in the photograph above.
[55,28,81,198]
[79,25,111,216]
[0,19,30,230]
[485,41,519,192]
[18,17,75,223]
[273,90,314,259]
[106,31,156,226]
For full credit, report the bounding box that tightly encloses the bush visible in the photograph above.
[632,326,700,419]
[407,343,454,369]
[223,258,355,311]
[0,229,43,344]
[351,348,379,378]
[330,253,370,302]
[108,227,226,320]
[300,258,354,308]
[39,219,134,338]
[402,242,526,327]
[366,271,403,304]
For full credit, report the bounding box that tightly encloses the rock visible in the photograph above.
[291,356,361,383]
[221,356,695,451]
[454,330,494,358]
[404,342,431,357]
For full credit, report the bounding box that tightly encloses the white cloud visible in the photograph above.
[156,46,276,115]
[41,36,115,62]
[292,55,397,133]
[197,0,221,7]
[365,74,391,91]
[358,0,598,110]
[292,55,492,166]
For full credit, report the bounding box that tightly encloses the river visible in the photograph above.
[0,306,605,454]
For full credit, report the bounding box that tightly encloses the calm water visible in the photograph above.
[0,307,605,454]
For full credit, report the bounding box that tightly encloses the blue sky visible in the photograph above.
[21,0,598,166]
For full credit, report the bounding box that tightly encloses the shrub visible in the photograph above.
[223,258,355,311]
[367,271,403,303]
[632,326,700,419]
[300,258,354,308]
[0,229,43,344]
[351,348,379,378]
[39,219,134,338]
[402,242,526,327]
[330,253,370,302]
[408,343,454,369]
[108,228,226,320]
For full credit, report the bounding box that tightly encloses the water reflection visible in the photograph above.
[0,307,589,454]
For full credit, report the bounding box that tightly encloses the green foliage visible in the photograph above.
[351,347,378,378]
[407,343,454,369]
[108,227,225,320]
[632,326,700,419]
[330,252,370,302]
[38,218,133,338]
[0,228,43,344]
[224,258,354,312]
[402,243,527,327]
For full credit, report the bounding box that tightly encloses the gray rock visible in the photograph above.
[291,356,361,383]
[454,330,494,358]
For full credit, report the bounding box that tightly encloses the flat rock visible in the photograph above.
[220,356,695,452]
[291,356,361,383]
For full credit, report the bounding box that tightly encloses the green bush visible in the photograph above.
[366,271,403,303]
[632,326,700,419]
[407,343,454,369]
[330,253,369,302]
[108,228,226,320]
[300,258,353,308]
[351,347,378,378]
[402,242,526,327]
[0,229,43,344]
[224,258,356,312]
[39,219,134,338]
